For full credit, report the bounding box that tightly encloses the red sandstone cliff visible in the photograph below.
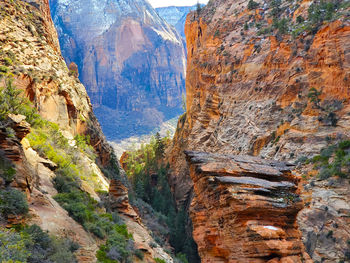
[167,0,350,262]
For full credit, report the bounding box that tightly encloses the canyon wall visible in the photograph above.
[1,0,111,165]
[168,0,350,262]
[156,5,197,40]
[50,0,187,140]
[0,1,173,262]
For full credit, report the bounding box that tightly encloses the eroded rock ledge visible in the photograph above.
[185,151,311,262]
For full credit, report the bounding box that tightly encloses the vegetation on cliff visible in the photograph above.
[241,0,350,38]
[0,225,78,263]
[96,224,136,263]
[309,140,350,180]
[0,78,141,262]
[25,104,140,261]
[0,79,33,221]
[0,85,78,261]
[122,133,199,263]
[0,79,42,127]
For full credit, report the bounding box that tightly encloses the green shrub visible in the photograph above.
[96,224,134,263]
[0,78,43,126]
[54,188,118,240]
[0,65,8,73]
[308,1,337,24]
[308,87,322,107]
[54,191,95,224]
[0,154,16,184]
[175,253,189,263]
[318,167,332,180]
[0,225,78,263]
[339,140,350,150]
[154,258,166,263]
[74,134,96,159]
[244,22,249,30]
[273,18,289,35]
[270,0,282,17]
[85,216,114,239]
[0,187,28,217]
[258,26,272,35]
[0,227,29,262]
[134,249,144,259]
[312,140,350,180]
[53,174,80,193]
[305,1,340,34]
[3,57,13,66]
[296,15,304,24]
[248,0,259,10]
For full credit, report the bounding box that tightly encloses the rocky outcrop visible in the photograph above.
[50,0,187,140]
[0,115,33,194]
[167,0,350,261]
[109,179,139,221]
[185,151,311,262]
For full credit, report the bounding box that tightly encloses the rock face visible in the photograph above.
[50,0,187,140]
[0,0,111,165]
[108,179,139,221]
[156,5,197,40]
[297,174,350,263]
[185,151,311,262]
[167,0,350,261]
[0,116,33,195]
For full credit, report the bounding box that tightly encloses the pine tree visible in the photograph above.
[154,132,165,161]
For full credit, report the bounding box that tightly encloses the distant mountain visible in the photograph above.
[50,0,186,141]
[156,5,198,39]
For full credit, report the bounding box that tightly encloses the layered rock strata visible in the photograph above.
[185,151,311,262]
[167,1,350,261]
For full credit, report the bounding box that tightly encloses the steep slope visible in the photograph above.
[50,0,186,141]
[0,1,173,262]
[167,0,350,261]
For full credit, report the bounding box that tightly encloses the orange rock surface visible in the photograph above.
[185,151,311,263]
[167,0,350,262]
